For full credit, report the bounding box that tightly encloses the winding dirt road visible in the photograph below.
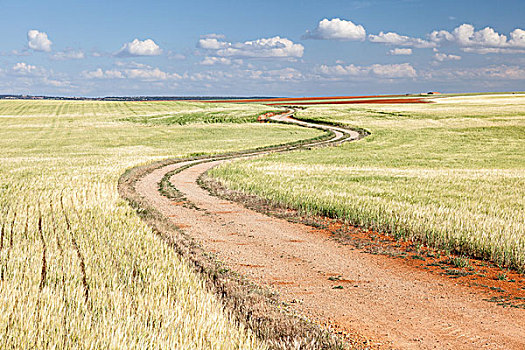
[133,112,524,349]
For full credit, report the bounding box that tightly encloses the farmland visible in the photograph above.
[0,100,322,348]
[209,94,525,271]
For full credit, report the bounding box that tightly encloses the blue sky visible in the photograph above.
[1,0,524,96]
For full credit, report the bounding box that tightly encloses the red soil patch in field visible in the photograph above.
[200,95,403,104]
[266,98,430,105]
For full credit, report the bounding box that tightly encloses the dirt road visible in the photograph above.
[133,112,524,349]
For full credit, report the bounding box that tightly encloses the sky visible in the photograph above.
[0,0,524,97]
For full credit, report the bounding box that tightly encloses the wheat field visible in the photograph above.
[0,99,322,348]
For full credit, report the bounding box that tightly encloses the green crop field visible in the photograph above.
[210,94,525,271]
[0,100,322,349]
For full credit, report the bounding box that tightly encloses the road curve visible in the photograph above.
[132,111,525,349]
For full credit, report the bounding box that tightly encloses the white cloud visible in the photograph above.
[318,62,417,78]
[200,57,232,65]
[303,18,366,41]
[426,65,525,81]
[429,24,525,53]
[27,30,52,52]
[434,53,461,62]
[369,31,435,48]
[370,63,417,78]
[117,39,162,57]
[126,67,178,80]
[185,67,303,83]
[42,77,71,87]
[51,49,85,60]
[198,36,304,58]
[198,38,229,50]
[454,24,506,47]
[428,30,455,43]
[10,49,31,57]
[473,65,525,79]
[248,67,304,82]
[83,66,180,81]
[389,48,413,55]
[12,62,39,75]
[83,68,124,79]
[318,64,369,77]
[509,29,525,47]
[5,62,71,88]
[461,47,525,54]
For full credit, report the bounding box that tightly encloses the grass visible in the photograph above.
[0,99,323,348]
[209,94,525,272]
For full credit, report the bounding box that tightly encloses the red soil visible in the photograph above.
[200,95,404,104]
[266,98,430,105]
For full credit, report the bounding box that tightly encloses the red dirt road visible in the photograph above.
[134,114,524,349]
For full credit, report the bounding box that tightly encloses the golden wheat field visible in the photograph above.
[0,99,322,349]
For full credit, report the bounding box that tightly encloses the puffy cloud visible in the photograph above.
[198,38,229,50]
[12,62,39,75]
[318,62,417,78]
[83,66,180,81]
[116,39,162,57]
[429,24,525,53]
[369,31,435,48]
[389,48,413,55]
[454,24,506,46]
[27,30,52,52]
[198,36,304,58]
[509,29,525,47]
[200,57,232,65]
[82,68,124,79]
[51,49,85,60]
[303,18,366,41]
[434,53,461,62]
[428,30,455,43]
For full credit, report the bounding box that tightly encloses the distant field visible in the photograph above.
[210,94,525,271]
[0,99,277,125]
[0,100,322,348]
[202,94,431,105]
